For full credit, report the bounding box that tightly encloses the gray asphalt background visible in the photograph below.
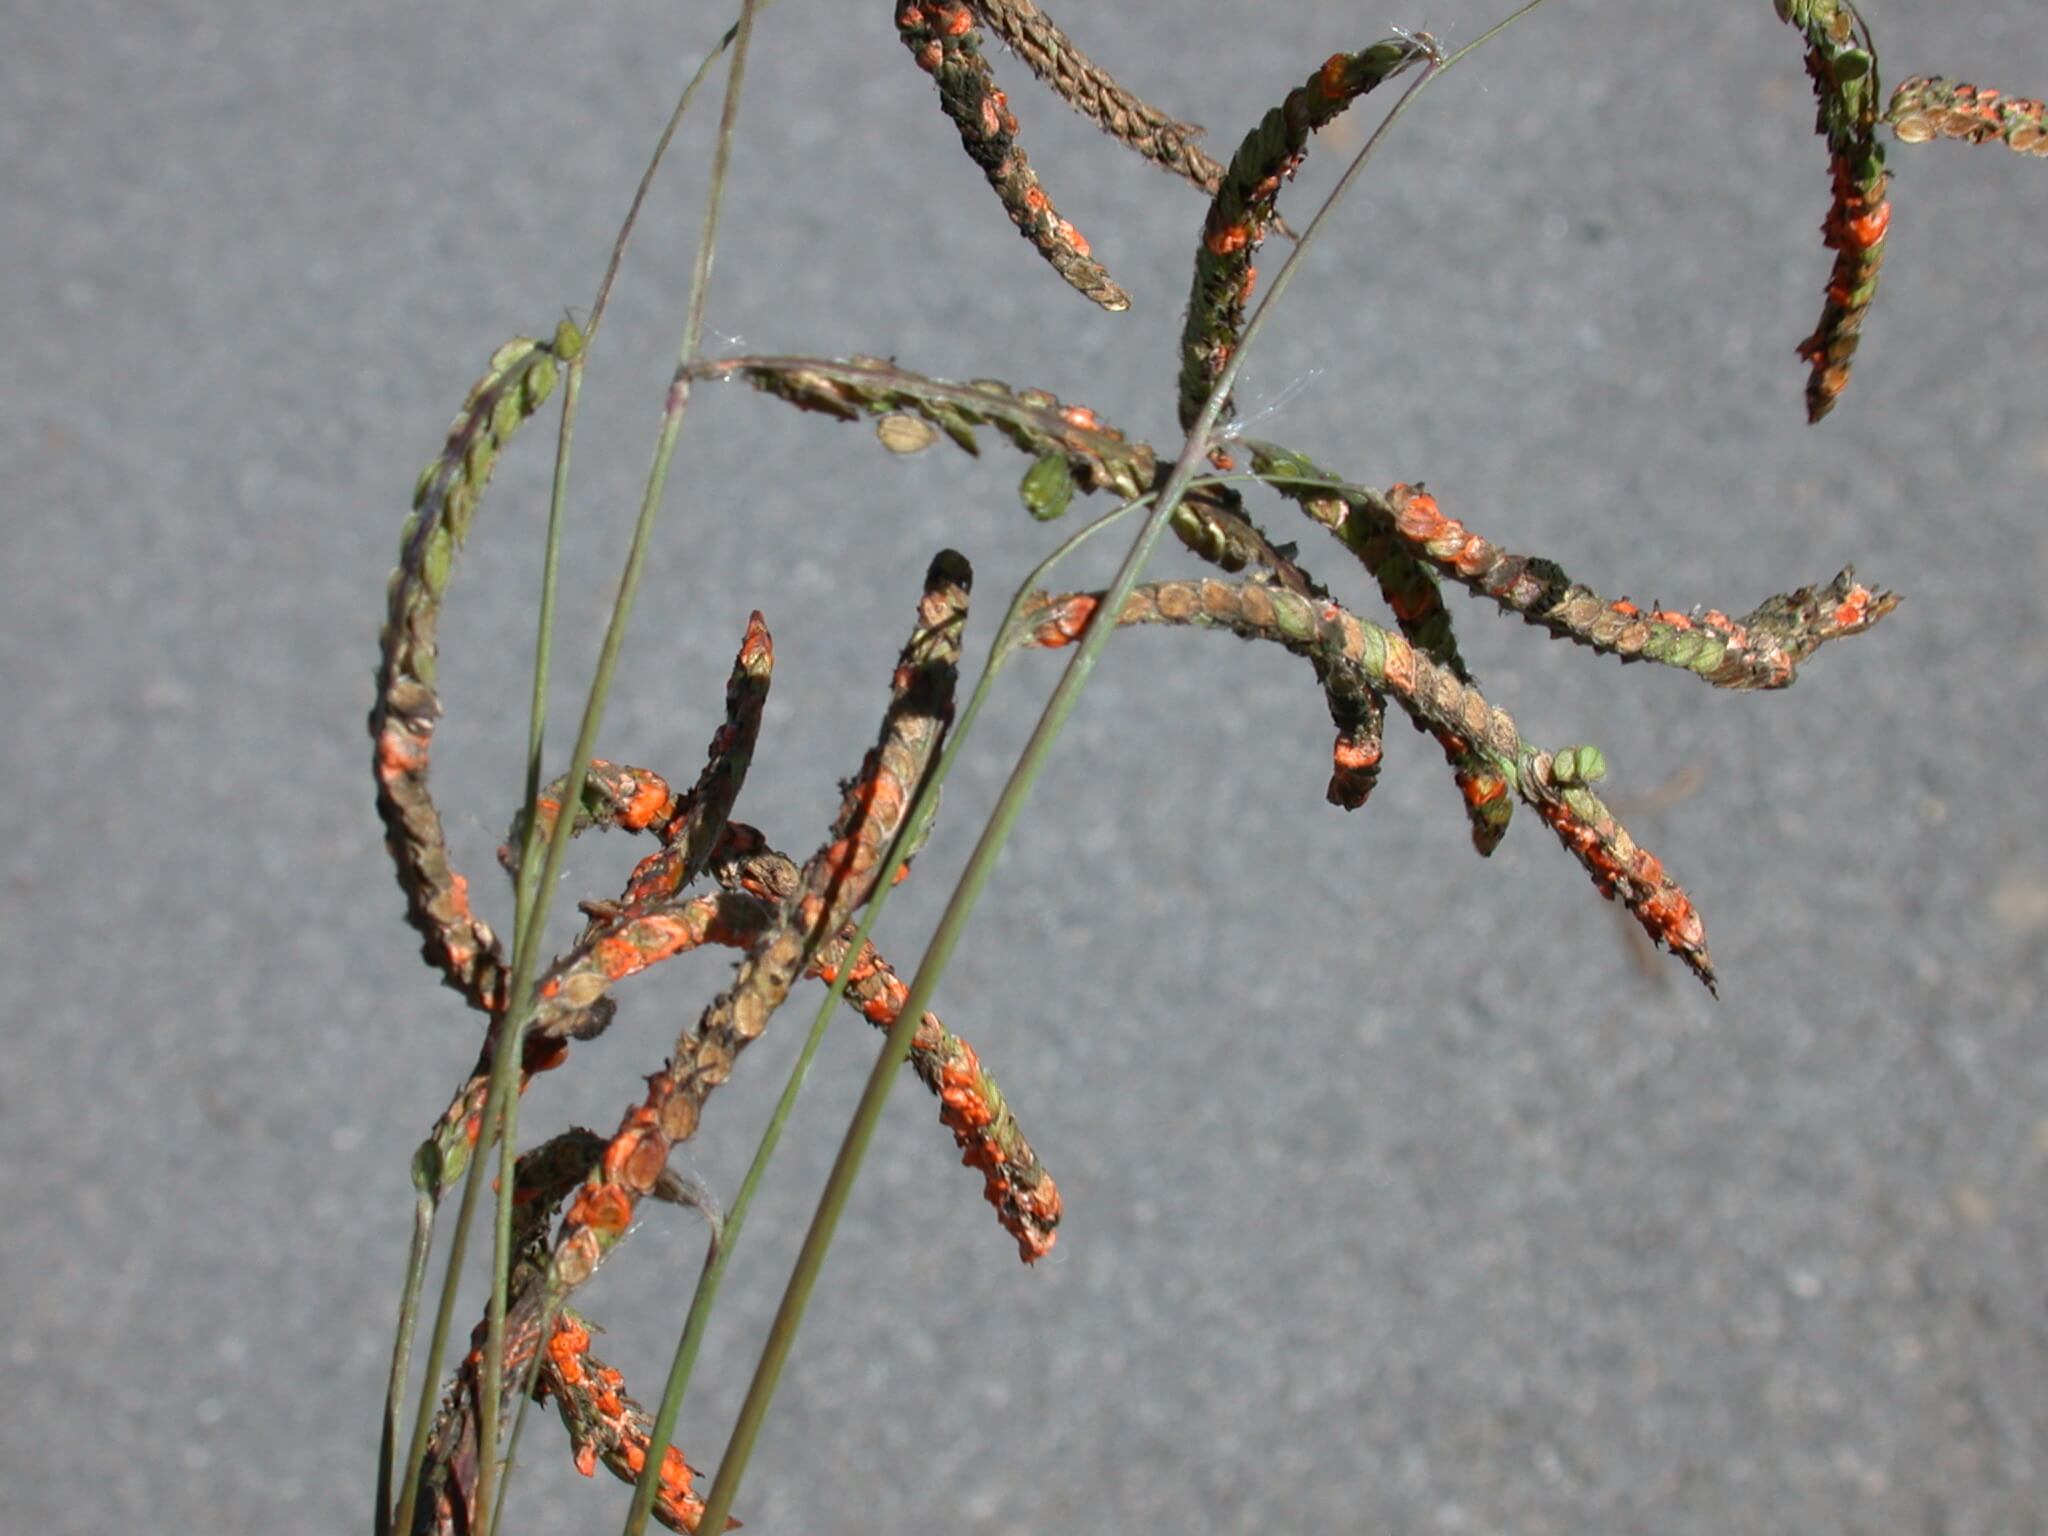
[7,2,2047,1532]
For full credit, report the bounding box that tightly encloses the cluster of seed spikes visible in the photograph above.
[689,368,1896,997]
[680,26,1924,1000]
[411,1132,732,1536]
[378,7,2044,1531]
[893,0,1238,309]
[379,344,1065,1533]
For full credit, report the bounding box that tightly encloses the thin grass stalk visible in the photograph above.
[375,1197,437,1536]
[489,29,771,1526]
[381,329,579,1536]
[482,381,583,1527]
[474,6,765,1528]
[386,12,766,1536]
[504,3,753,953]
[689,18,1589,1527]
[376,31,749,1521]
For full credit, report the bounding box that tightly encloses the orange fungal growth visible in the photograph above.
[1205,221,1252,257]
[567,1181,635,1237]
[618,773,671,831]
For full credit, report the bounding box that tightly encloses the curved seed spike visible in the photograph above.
[1015,579,1717,990]
[1778,0,1890,422]
[1177,40,1430,438]
[1382,482,1900,688]
[537,1316,730,1533]
[895,1,1128,309]
[1251,447,1898,689]
[655,610,774,898]
[1519,748,1713,997]
[967,0,1227,194]
[500,616,773,907]
[702,354,1156,495]
[702,354,1328,594]
[537,555,972,1305]
[579,614,777,924]
[814,935,1063,1261]
[1888,76,2048,154]
[370,327,578,1015]
[708,827,1061,1261]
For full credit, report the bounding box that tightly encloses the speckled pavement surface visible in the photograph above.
[6,4,2046,1531]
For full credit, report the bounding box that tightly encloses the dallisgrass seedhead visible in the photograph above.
[373,6,2042,1532]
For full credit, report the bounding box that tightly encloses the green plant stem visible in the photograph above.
[472,4,763,1527]
[487,24,761,1529]
[483,360,580,1534]
[378,26,743,1536]
[375,1195,436,1536]
[384,12,764,1536]
[489,27,779,1528]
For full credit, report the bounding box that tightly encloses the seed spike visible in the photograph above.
[895,2,1128,309]
[1777,0,1890,421]
[1016,579,1722,990]
[1177,41,1431,439]
[370,327,579,1015]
